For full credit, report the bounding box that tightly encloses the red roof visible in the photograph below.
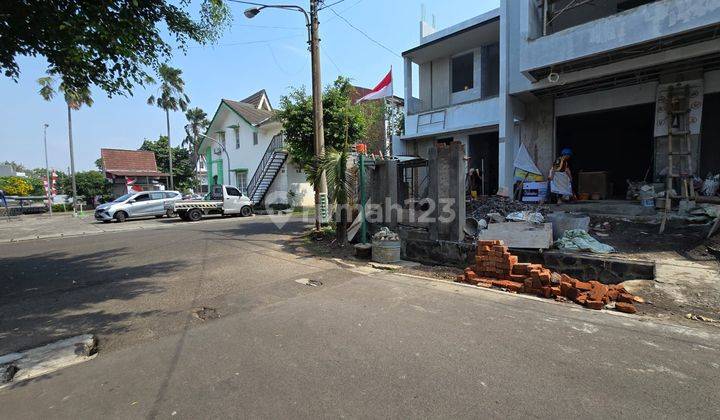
[101,149,166,176]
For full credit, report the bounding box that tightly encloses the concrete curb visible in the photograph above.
[0,334,97,390]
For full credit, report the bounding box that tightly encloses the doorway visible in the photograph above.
[467,132,499,195]
[556,103,655,197]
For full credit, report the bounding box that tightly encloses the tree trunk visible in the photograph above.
[336,201,348,245]
[166,109,174,190]
[67,106,78,213]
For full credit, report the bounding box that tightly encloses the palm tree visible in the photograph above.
[37,76,93,213]
[183,107,209,191]
[147,64,189,190]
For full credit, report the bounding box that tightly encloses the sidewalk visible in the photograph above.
[0,213,177,243]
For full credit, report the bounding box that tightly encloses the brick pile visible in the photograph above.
[455,240,640,314]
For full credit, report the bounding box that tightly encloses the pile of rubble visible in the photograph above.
[466,196,546,223]
[455,240,641,314]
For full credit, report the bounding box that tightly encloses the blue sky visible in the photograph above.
[0,0,499,172]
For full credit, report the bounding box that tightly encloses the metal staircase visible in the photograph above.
[247,134,288,204]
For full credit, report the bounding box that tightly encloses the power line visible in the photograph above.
[319,0,347,10]
[327,7,401,58]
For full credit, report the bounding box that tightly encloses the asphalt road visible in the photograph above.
[0,216,719,418]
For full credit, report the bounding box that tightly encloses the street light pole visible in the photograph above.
[43,123,52,216]
[244,1,328,230]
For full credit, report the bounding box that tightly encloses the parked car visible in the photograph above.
[94,191,182,222]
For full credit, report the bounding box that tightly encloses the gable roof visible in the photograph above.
[240,89,271,111]
[101,148,168,176]
[221,98,275,126]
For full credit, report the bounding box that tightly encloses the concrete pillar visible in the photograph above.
[448,142,466,242]
[427,146,439,241]
[404,57,413,116]
[386,160,399,230]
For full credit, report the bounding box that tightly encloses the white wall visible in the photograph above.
[404,97,500,138]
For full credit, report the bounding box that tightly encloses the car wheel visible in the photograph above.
[187,208,203,222]
[115,211,128,223]
[165,209,174,218]
[240,206,252,217]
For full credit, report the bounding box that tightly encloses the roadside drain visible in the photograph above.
[295,278,323,287]
[0,334,98,389]
[193,307,219,321]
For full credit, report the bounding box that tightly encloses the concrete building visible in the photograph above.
[399,0,720,197]
[200,90,313,207]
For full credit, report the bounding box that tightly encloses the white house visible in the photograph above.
[200,90,314,207]
[398,0,720,197]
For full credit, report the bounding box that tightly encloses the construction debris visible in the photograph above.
[467,196,546,223]
[455,240,640,314]
[373,226,399,241]
[555,229,616,254]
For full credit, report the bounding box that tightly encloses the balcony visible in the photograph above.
[403,96,500,139]
[520,0,720,82]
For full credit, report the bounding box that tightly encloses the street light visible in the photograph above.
[195,131,231,188]
[244,1,328,230]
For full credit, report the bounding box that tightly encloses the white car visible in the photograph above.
[94,191,182,222]
[168,185,253,221]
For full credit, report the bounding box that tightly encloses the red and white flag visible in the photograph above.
[356,68,393,103]
[126,177,143,193]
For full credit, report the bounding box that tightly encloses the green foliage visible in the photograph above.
[2,0,231,96]
[0,177,33,196]
[56,171,110,200]
[184,107,210,188]
[139,136,195,191]
[147,64,189,112]
[37,76,93,110]
[277,77,370,170]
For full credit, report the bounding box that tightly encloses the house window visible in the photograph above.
[236,171,248,194]
[451,53,474,93]
[481,43,499,98]
[218,131,226,148]
[253,132,259,146]
[234,127,240,149]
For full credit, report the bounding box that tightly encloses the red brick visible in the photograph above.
[476,280,493,288]
[551,286,561,296]
[540,286,553,298]
[539,272,552,285]
[560,274,576,286]
[575,293,588,305]
[455,275,465,283]
[512,263,532,275]
[585,300,604,310]
[606,289,619,300]
[588,282,609,302]
[617,293,635,304]
[615,302,637,314]
[575,281,592,292]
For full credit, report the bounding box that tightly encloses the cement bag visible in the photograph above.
[506,211,544,224]
[555,229,615,254]
[550,172,573,196]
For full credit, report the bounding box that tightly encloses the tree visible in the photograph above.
[0,177,33,196]
[183,107,210,189]
[1,0,230,96]
[37,75,93,212]
[277,77,370,170]
[58,171,110,202]
[147,64,190,190]
[139,136,195,192]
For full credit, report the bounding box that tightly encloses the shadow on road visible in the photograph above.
[0,248,188,354]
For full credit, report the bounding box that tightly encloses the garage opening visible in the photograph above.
[556,103,655,198]
[700,92,720,176]
[468,132,499,195]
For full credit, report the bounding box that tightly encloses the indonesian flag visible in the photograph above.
[126,177,143,193]
[356,68,393,103]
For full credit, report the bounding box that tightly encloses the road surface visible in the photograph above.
[0,216,718,418]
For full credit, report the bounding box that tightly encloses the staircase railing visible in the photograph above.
[247,133,285,198]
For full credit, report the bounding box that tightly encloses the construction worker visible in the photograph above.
[549,148,574,204]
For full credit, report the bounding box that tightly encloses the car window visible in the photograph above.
[226,187,241,197]
[113,193,133,203]
[134,193,151,202]
[163,192,178,199]
[150,192,164,200]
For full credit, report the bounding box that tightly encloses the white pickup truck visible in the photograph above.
[168,184,253,221]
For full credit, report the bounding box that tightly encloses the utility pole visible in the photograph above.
[43,123,52,216]
[309,0,328,230]
[67,106,78,215]
[244,1,328,229]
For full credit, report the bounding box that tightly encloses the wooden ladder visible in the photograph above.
[659,85,695,233]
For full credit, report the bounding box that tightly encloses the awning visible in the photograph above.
[106,170,170,177]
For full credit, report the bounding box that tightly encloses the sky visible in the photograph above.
[0,0,499,172]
